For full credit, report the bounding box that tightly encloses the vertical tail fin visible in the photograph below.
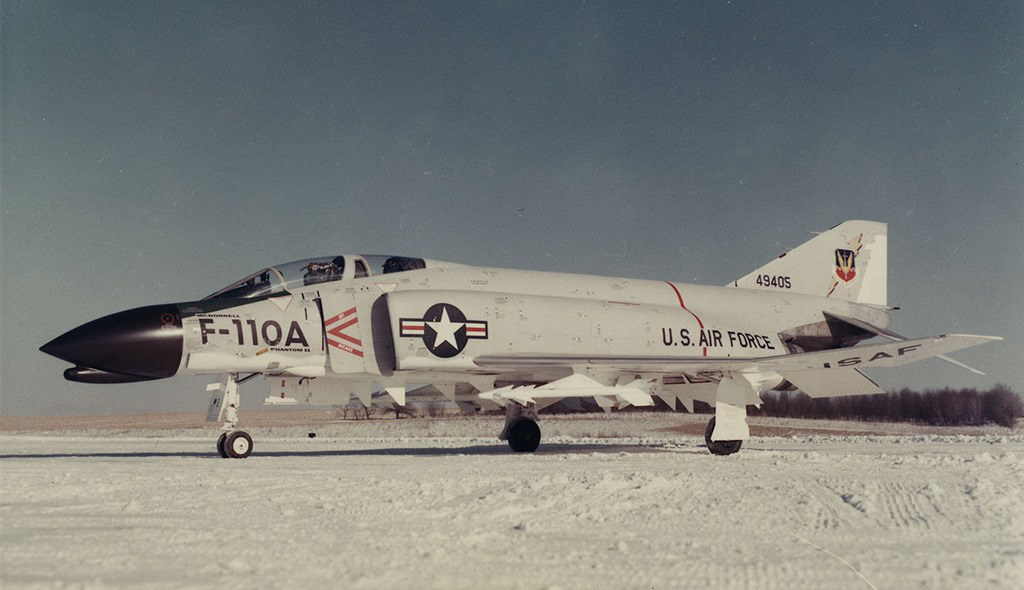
[730,220,887,306]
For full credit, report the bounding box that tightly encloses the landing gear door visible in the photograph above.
[319,292,388,376]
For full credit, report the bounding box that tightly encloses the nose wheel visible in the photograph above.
[217,430,253,459]
[216,432,229,458]
[208,373,256,459]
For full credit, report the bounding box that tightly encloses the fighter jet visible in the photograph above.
[40,221,999,458]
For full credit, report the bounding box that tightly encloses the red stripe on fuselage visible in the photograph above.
[328,339,363,357]
[325,307,357,325]
[328,317,358,334]
[665,281,707,356]
[333,332,361,346]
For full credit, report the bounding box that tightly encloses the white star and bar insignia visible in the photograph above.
[400,303,488,358]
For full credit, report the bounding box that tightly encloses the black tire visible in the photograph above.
[507,418,541,453]
[704,417,742,456]
[224,431,253,459]
[216,432,229,458]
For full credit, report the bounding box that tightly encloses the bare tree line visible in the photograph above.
[745,385,1023,427]
[335,402,447,420]
[335,386,1022,428]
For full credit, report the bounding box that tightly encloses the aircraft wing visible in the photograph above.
[474,334,1000,376]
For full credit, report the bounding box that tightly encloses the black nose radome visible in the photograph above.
[41,304,183,381]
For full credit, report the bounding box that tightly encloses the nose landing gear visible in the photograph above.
[217,430,253,459]
[208,373,256,459]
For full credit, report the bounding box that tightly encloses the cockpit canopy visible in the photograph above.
[203,255,428,300]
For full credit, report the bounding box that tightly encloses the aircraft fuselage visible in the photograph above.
[42,262,890,385]
[40,222,1001,457]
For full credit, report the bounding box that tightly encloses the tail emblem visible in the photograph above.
[835,249,857,283]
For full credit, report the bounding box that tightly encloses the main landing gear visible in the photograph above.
[500,402,541,453]
[207,373,257,459]
[507,418,541,452]
[704,416,743,456]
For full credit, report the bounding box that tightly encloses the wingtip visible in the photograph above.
[940,334,1003,342]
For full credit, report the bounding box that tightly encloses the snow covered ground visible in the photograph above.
[2,413,1023,589]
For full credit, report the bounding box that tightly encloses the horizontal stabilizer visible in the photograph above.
[780,368,885,398]
[767,334,1000,372]
[824,311,989,375]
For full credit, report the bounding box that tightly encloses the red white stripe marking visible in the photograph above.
[400,319,488,338]
[400,321,426,336]
[665,281,707,357]
[325,307,363,358]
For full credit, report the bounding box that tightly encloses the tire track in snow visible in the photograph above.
[797,480,846,531]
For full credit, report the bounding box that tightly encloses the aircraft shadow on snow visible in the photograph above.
[0,441,689,460]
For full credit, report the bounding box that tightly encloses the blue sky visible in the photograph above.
[2,1,1021,416]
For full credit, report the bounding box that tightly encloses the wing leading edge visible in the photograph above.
[473,334,999,376]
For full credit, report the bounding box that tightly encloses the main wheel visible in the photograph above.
[216,432,229,458]
[224,431,253,459]
[704,417,742,456]
[507,418,541,453]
